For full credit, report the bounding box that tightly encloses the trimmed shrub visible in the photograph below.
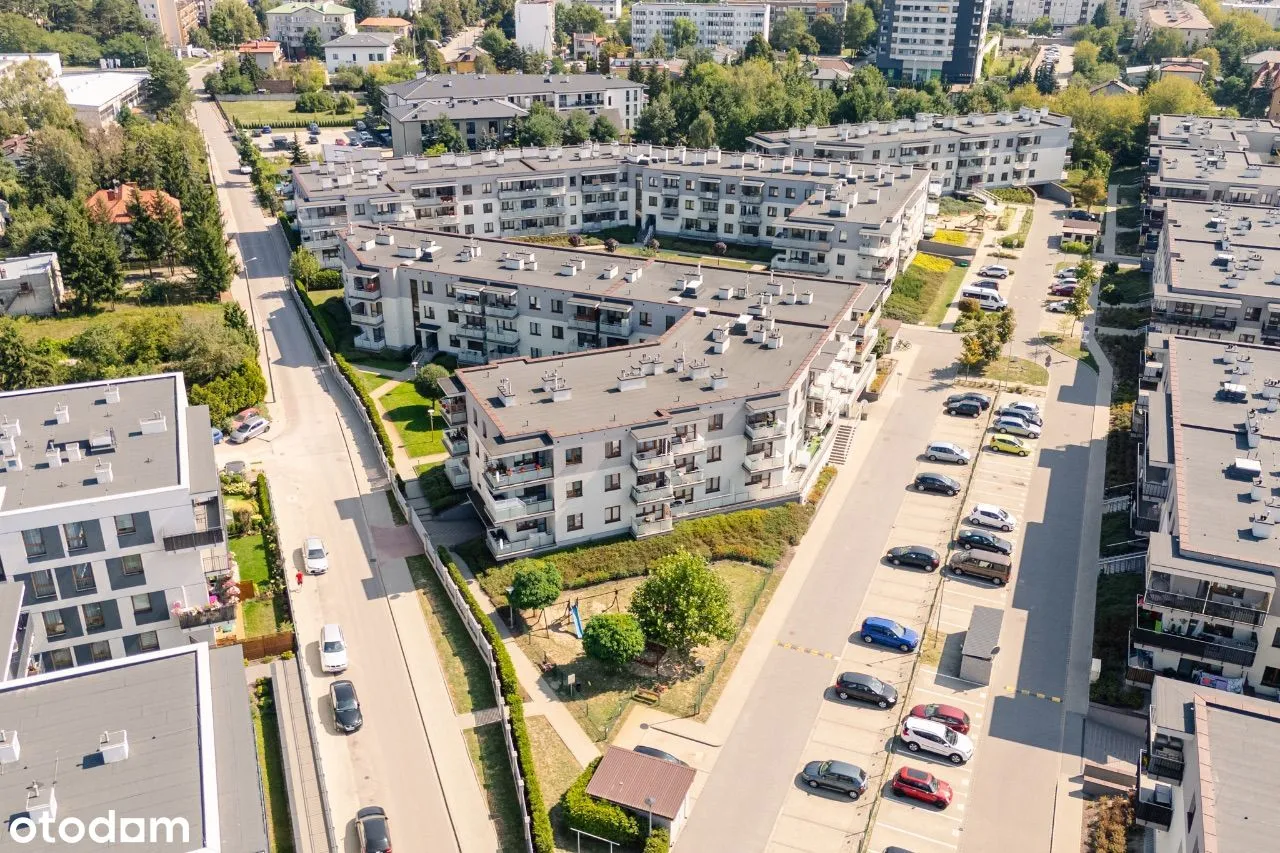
[958,297,981,315]
[644,827,671,853]
[312,268,342,290]
[562,758,641,846]
[582,612,646,671]
[295,90,336,113]
[1061,240,1092,254]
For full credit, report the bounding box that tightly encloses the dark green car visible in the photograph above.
[801,760,868,799]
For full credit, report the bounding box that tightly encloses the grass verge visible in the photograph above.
[1090,573,1146,709]
[385,489,408,526]
[885,254,964,325]
[463,724,528,853]
[1098,335,1143,489]
[418,462,466,511]
[381,381,444,458]
[251,679,296,853]
[222,98,367,126]
[13,302,221,344]
[979,356,1049,386]
[406,554,497,714]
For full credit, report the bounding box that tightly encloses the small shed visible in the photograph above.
[586,746,696,841]
[959,605,1004,685]
[1062,219,1101,248]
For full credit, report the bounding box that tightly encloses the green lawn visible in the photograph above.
[923,265,969,326]
[353,370,391,395]
[231,534,270,585]
[417,462,466,512]
[937,197,986,217]
[885,254,966,326]
[1091,573,1147,708]
[251,680,296,853]
[346,352,410,373]
[1099,268,1152,305]
[380,381,445,458]
[463,724,527,853]
[242,598,287,637]
[1041,331,1091,362]
[14,303,221,344]
[405,554,496,714]
[221,98,367,126]
[979,356,1050,386]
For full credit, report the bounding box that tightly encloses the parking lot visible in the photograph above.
[767,390,1042,853]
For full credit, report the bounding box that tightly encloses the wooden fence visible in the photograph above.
[239,631,296,661]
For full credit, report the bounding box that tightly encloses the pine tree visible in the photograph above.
[289,133,309,165]
[183,183,237,299]
[149,193,185,277]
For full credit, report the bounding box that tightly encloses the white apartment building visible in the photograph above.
[360,232,885,559]
[748,108,1073,193]
[515,0,558,55]
[375,0,422,13]
[0,252,64,317]
[137,0,202,48]
[877,0,991,84]
[291,143,929,285]
[585,0,624,20]
[1135,0,1214,49]
[265,1,356,59]
[55,71,149,128]
[767,0,848,23]
[630,2,772,52]
[0,374,229,676]
[323,31,397,71]
[1002,0,1099,25]
[1221,0,1280,25]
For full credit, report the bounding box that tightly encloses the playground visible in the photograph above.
[512,561,776,742]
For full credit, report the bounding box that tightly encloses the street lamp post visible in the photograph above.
[644,796,655,835]
[506,585,515,630]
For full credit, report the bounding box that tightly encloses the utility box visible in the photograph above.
[959,605,1004,686]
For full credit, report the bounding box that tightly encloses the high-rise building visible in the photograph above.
[876,0,992,84]
[1002,0,1101,27]
[136,0,201,48]
[630,2,772,52]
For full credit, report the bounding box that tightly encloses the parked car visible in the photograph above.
[633,746,688,766]
[955,528,1013,555]
[211,427,223,444]
[228,415,269,443]
[948,548,1013,586]
[1050,282,1078,297]
[833,672,898,708]
[945,391,991,410]
[801,760,869,799]
[355,120,367,131]
[913,472,961,496]
[1066,209,1100,222]
[945,399,983,418]
[886,545,941,571]
[988,434,1030,456]
[978,264,1011,279]
[238,164,254,175]
[900,716,975,764]
[860,617,920,652]
[925,441,971,464]
[1056,267,1079,279]
[891,766,953,808]
[968,503,1018,531]
[308,134,320,144]
[320,623,349,673]
[909,703,972,735]
[999,401,1043,425]
[993,416,1041,438]
[971,279,1000,292]
[330,680,363,732]
[356,806,391,853]
[260,125,272,135]
[308,122,320,134]
[1046,299,1072,313]
[304,537,329,574]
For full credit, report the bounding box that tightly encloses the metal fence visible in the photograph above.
[1099,553,1147,575]
[1102,495,1133,514]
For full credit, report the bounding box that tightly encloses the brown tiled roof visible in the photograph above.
[238,40,280,53]
[358,16,410,26]
[584,747,695,820]
[86,183,181,225]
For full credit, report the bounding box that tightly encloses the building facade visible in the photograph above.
[515,0,557,55]
[630,2,772,52]
[1135,0,1214,49]
[585,0,624,19]
[748,108,1073,193]
[0,374,228,676]
[0,253,64,317]
[1222,0,1280,25]
[55,71,148,128]
[265,2,356,59]
[1002,0,1100,26]
[323,31,397,71]
[137,0,201,48]
[876,0,991,84]
[238,39,283,70]
[767,0,848,23]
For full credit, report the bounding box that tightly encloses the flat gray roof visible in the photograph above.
[748,109,1072,151]
[0,374,189,514]
[210,645,270,853]
[324,31,396,47]
[384,72,639,103]
[1152,147,1280,188]
[1158,200,1280,302]
[0,252,57,280]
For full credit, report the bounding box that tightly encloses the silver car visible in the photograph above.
[993,416,1041,438]
[924,441,971,464]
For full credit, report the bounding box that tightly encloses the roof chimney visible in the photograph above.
[104,384,120,404]
[99,730,129,763]
[496,378,517,407]
[94,461,113,484]
[53,403,69,425]
[139,412,167,434]
[0,730,19,764]
[45,441,61,468]
[65,441,82,463]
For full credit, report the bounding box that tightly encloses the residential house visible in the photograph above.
[323,31,397,71]
[237,39,283,71]
[0,253,64,317]
[86,183,182,226]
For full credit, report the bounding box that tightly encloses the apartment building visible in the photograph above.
[876,0,991,84]
[137,0,201,48]
[1002,0,1100,26]
[382,73,647,153]
[291,143,929,284]
[355,233,885,559]
[0,252,64,317]
[1222,0,1280,24]
[0,374,229,676]
[767,0,848,23]
[323,31,397,71]
[1135,0,1214,49]
[515,0,557,55]
[630,2,772,52]
[265,2,356,59]
[1131,676,1280,848]
[748,108,1073,193]
[0,643,269,851]
[586,0,624,19]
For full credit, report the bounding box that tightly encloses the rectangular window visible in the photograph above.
[706,476,721,494]
[529,295,541,310]
[707,445,722,462]
[639,312,652,327]
[709,414,724,432]
[90,641,112,662]
[84,601,106,631]
[1262,666,1280,688]
[551,299,564,313]
[22,529,46,558]
[552,326,564,339]
[530,347,542,358]
[605,473,621,491]
[138,631,159,652]
[121,554,144,576]
[64,522,87,552]
[132,593,153,615]
[605,506,621,523]
[72,564,95,592]
[529,322,541,336]
[567,513,584,531]
[50,648,73,670]
[604,440,622,458]
[42,609,66,637]
[32,570,56,599]
[114,514,137,536]
[565,447,583,465]
[566,481,583,499]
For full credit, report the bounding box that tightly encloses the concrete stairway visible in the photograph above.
[828,421,856,465]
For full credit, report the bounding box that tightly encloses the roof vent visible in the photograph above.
[496,377,517,407]
[618,365,647,392]
[800,290,814,304]
[560,261,578,276]
[88,428,116,452]
[542,370,571,401]
[639,352,663,375]
[53,403,69,425]
[766,329,783,349]
[25,782,55,823]
[66,441,82,462]
[710,369,728,390]
[139,412,167,435]
[624,266,643,283]
[1253,510,1276,539]
[601,263,619,279]
[94,461,113,484]
[45,440,60,469]
[99,730,129,763]
[689,358,711,380]
[0,730,19,764]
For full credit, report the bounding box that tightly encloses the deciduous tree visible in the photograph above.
[583,613,646,671]
[628,550,733,657]
[508,559,562,628]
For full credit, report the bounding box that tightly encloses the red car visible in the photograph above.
[1050,282,1078,296]
[891,766,953,808]
[909,703,971,735]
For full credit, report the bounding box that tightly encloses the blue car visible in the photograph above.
[860,617,920,652]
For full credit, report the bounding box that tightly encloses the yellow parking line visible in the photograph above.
[776,641,836,659]
[1003,686,1064,703]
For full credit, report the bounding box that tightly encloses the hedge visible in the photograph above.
[561,758,641,846]
[1061,240,1092,255]
[254,473,289,616]
[644,827,671,853]
[232,115,358,129]
[437,546,554,853]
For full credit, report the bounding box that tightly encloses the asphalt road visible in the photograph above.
[190,83,468,852]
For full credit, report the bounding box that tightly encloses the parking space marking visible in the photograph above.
[1004,686,1064,703]
[872,822,960,849]
[777,641,838,659]
[917,668,987,688]
[910,684,988,708]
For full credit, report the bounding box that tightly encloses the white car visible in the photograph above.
[228,415,270,444]
[1056,267,1079,279]
[1047,299,1072,313]
[239,164,253,175]
[1001,400,1043,424]
[968,503,1018,532]
[320,623,348,673]
[304,537,329,575]
[900,717,975,765]
[993,416,1041,438]
[978,265,1010,279]
[925,441,971,465]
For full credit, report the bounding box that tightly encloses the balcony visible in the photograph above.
[745,419,786,440]
[631,481,674,504]
[487,529,555,558]
[599,317,630,336]
[455,323,489,341]
[670,432,705,453]
[444,457,470,488]
[772,255,829,275]
[632,447,674,471]
[349,309,385,326]
[178,602,238,629]
[163,528,225,553]
[499,184,565,200]
[859,243,894,258]
[774,233,832,252]
[740,211,762,224]
[346,281,381,299]
[1134,770,1174,832]
[486,301,520,319]
[484,463,554,489]
[1141,588,1268,627]
[661,184,681,196]
[1131,624,1257,667]
[569,315,601,333]
[442,428,469,456]
[1142,742,1186,784]
[743,449,785,472]
[632,514,673,538]
[487,326,520,345]
[457,349,486,365]
[441,401,468,426]
[486,494,555,522]
[670,467,705,486]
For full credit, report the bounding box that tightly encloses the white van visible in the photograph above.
[959,286,1008,311]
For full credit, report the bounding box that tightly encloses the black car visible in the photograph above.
[955,528,1014,555]
[946,399,983,418]
[914,472,961,496]
[886,545,941,570]
[833,672,899,708]
[633,745,689,766]
[330,680,363,733]
[800,760,869,800]
[945,392,991,410]
[1066,209,1100,222]
[356,806,391,853]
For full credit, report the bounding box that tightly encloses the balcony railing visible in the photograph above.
[1141,589,1268,626]
[444,457,470,488]
[631,482,674,504]
[487,495,555,522]
[178,602,237,629]
[1131,626,1257,667]
[1142,747,1186,784]
[772,255,830,275]
[745,419,786,440]
[455,324,489,340]
[598,318,630,336]
[670,467,705,486]
[488,530,555,557]
[632,448,674,471]
[442,429,469,456]
[349,310,384,326]
[632,515,673,538]
[670,432,705,453]
[569,315,601,333]
[163,528,225,552]
[456,349,486,365]
[743,450,785,472]
[1134,771,1174,831]
[484,463,554,489]
[486,302,520,319]
[442,403,468,425]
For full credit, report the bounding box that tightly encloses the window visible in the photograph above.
[551,299,564,313]
[706,476,721,494]
[552,326,564,340]
[115,514,137,536]
[709,414,724,432]
[50,648,73,670]
[483,202,493,213]
[605,473,621,491]
[639,311,652,327]
[530,347,542,358]
[132,593,153,615]
[90,641,112,662]
[84,601,106,631]
[707,445,722,462]
[567,513,584,531]
[138,631,159,652]
[604,440,621,458]
[1186,795,1198,830]
[529,295,541,310]
[565,447,583,465]
[32,570,56,599]
[64,522,87,552]
[42,609,66,638]
[566,480,583,499]
[529,322,542,336]
[72,564,95,592]
[605,506,621,523]
[121,554,144,576]
[22,529,46,558]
